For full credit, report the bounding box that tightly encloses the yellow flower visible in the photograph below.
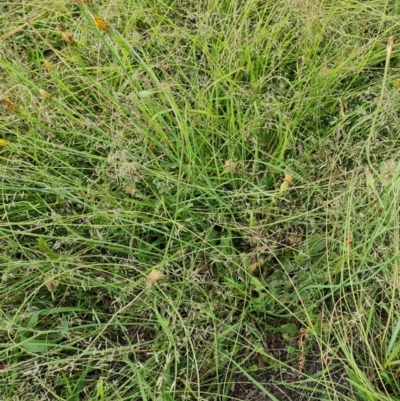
[0,139,8,147]
[94,15,110,31]
[283,174,293,185]
[44,60,53,71]
[2,97,17,112]
[279,174,293,193]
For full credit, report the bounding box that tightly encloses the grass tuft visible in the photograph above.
[1,0,400,400]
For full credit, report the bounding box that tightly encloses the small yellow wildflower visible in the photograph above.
[2,97,17,112]
[0,139,8,147]
[279,174,293,193]
[94,15,110,31]
[44,60,53,71]
[394,79,400,89]
[283,174,293,185]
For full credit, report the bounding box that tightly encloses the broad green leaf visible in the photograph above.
[38,237,59,260]
[306,236,327,257]
[276,323,298,337]
[19,334,61,353]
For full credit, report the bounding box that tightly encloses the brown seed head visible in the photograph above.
[59,23,74,45]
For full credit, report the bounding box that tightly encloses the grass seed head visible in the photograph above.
[59,23,74,45]
[224,159,241,172]
[380,159,398,186]
[146,269,167,289]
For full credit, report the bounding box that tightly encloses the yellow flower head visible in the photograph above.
[0,139,8,147]
[283,174,293,185]
[94,15,110,31]
[2,97,17,112]
[44,60,53,71]
[279,174,293,193]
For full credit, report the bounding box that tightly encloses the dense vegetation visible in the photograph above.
[1,1,400,400]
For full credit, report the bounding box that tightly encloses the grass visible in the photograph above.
[1,0,400,399]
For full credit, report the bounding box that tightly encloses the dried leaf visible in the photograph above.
[146,269,166,289]
[365,167,375,188]
[250,258,265,273]
[43,275,59,293]
[380,159,398,186]
[39,89,52,100]
[286,228,303,246]
[224,159,241,172]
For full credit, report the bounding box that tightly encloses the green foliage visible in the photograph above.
[1,0,400,400]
